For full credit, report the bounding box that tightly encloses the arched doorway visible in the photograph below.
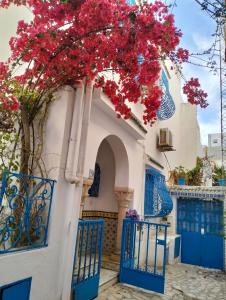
[82,135,131,257]
[73,135,133,298]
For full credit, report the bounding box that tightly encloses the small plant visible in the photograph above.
[212,165,226,186]
[170,166,188,185]
[187,157,203,186]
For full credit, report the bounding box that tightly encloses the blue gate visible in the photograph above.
[120,219,168,294]
[177,198,224,270]
[72,220,104,300]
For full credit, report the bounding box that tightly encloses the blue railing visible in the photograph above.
[72,219,104,300]
[120,219,168,294]
[0,171,55,254]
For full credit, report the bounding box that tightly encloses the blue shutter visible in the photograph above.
[157,70,176,121]
[144,168,173,217]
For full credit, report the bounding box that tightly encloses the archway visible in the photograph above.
[82,135,132,257]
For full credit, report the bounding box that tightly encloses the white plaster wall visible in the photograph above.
[84,139,118,212]
[0,87,82,300]
[144,65,203,179]
[83,101,145,215]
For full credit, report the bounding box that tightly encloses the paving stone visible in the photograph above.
[96,264,226,300]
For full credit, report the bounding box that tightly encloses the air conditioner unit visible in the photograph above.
[158,128,174,151]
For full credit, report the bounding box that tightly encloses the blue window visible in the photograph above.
[144,168,173,217]
[157,70,176,121]
[0,278,32,300]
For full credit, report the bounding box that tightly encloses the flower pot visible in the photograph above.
[177,178,186,185]
[218,179,226,186]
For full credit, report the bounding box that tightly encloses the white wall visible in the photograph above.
[0,88,82,300]
[83,98,145,215]
[144,64,203,179]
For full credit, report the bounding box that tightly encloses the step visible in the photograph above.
[101,254,120,272]
[99,268,118,293]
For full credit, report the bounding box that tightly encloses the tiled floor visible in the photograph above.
[96,264,226,300]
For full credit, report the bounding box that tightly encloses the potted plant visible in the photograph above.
[212,165,226,186]
[170,166,188,185]
[186,157,203,186]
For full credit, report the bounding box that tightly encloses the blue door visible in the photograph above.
[177,198,224,270]
[120,219,168,294]
[72,220,104,300]
[0,278,32,300]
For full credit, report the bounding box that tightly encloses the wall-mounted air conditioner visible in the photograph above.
[157,128,174,152]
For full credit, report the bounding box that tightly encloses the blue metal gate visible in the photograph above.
[177,198,224,270]
[72,220,104,300]
[120,219,168,294]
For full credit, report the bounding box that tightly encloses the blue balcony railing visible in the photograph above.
[0,171,56,254]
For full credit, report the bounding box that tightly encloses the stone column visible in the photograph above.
[79,178,92,219]
[115,187,134,253]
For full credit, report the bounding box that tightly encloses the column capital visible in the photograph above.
[115,187,134,204]
[82,178,93,197]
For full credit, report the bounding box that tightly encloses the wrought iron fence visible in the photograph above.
[120,219,168,293]
[0,171,55,254]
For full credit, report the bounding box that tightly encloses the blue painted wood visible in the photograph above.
[181,232,201,266]
[177,198,224,270]
[120,219,168,294]
[1,278,32,300]
[201,234,224,269]
[120,268,165,294]
[73,275,99,300]
[72,220,104,300]
[144,168,173,217]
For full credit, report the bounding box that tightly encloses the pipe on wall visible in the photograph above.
[65,82,85,184]
[76,81,93,180]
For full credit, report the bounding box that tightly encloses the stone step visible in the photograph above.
[101,254,120,272]
[99,268,118,294]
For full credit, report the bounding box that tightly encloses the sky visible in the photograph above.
[171,0,222,145]
[0,1,222,146]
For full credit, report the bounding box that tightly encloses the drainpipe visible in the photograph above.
[76,81,93,180]
[65,82,85,184]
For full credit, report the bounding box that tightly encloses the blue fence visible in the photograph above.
[72,219,104,300]
[0,171,55,254]
[120,219,168,294]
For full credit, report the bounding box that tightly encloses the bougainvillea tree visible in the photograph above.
[0,0,208,176]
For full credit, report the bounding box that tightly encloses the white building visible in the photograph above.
[0,58,205,299]
[208,133,226,166]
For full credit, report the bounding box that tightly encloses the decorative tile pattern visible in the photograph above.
[82,211,118,254]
